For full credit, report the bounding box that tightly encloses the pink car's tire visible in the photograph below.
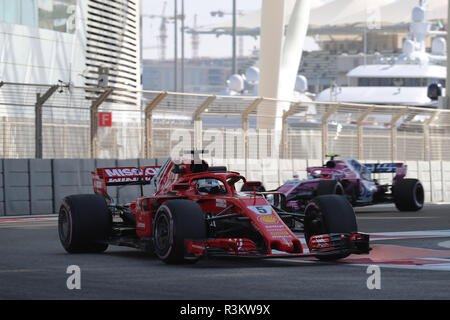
[393,179,424,212]
[316,180,344,196]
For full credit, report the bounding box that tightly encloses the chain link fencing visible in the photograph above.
[1,81,450,198]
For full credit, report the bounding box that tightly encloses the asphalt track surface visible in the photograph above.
[0,203,449,300]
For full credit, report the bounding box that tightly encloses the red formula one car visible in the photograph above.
[58,152,370,264]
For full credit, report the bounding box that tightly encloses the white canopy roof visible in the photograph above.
[192,0,447,33]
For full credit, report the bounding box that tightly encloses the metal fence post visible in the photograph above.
[357,106,374,160]
[441,160,445,201]
[193,95,216,151]
[35,85,58,158]
[90,89,113,158]
[429,159,433,202]
[280,101,300,159]
[145,92,168,158]
[390,109,407,162]
[424,124,430,162]
[321,103,339,163]
[2,116,6,157]
[423,111,440,161]
[35,93,42,158]
[242,98,263,175]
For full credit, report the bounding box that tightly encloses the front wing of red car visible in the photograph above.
[184,232,370,260]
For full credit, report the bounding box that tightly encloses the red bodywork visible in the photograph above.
[91,158,369,259]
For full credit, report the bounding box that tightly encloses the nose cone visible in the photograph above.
[270,237,302,253]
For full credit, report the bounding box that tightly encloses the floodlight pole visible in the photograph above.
[181,0,185,93]
[232,0,237,75]
[447,0,450,108]
[174,0,178,92]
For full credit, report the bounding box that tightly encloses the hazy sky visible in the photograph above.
[142,0,262,60]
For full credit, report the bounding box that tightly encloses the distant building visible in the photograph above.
[142,56,257,94]
[335,53,379,86]
[0,0,141,105]
[299,51,380,93]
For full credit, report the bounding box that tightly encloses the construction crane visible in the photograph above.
[191,14,199,59]
[142,1,169,60]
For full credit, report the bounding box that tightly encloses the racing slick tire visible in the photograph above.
[393,178,424,212]
[304,195,357,261]
[153,199,207,264]
[58,194,112,253]
[316,180,344,196]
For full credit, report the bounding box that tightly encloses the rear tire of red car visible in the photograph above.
[58,194,112,253]
[316,180,344,196]
[393,178,424,212]
[304,195,357,261]
[153,199,207,264]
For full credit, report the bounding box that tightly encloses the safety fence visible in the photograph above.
[1,82,450,214]
[1,81,450,163]
[0,158,449,216]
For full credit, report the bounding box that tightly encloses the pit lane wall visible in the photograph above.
[0,158,450,216]
[0,158,159,216]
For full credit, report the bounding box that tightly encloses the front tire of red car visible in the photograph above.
[153,199,207,264]
[304,195,357,261]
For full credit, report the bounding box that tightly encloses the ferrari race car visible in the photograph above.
[58,151,370,264]
[276,155,424,213]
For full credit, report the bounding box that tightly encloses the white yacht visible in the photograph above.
[316,0,447,107]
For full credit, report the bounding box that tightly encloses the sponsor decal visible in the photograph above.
[216,199,227,208]
[264,224,286,229]
[107,177,152,183]
[283,238,292,247]
[247,205,272,215]
[270,231,290,236]
[364,163,400,173]
[258,215,278,224]
[94,180,103,189]
[104,167,159,177]
[137,222,146,229]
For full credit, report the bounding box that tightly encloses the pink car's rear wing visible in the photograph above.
[364,163,406,174]
[364,163,407,181]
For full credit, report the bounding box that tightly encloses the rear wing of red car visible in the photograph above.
[92,166,160,196]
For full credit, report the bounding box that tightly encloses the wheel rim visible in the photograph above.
[335,184,344,195]
[154,211,171,256]
[414,183,424,206]
[304,203,325,244]
[58,208,71,244]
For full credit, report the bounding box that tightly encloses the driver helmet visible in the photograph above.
[196,178,223,195]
